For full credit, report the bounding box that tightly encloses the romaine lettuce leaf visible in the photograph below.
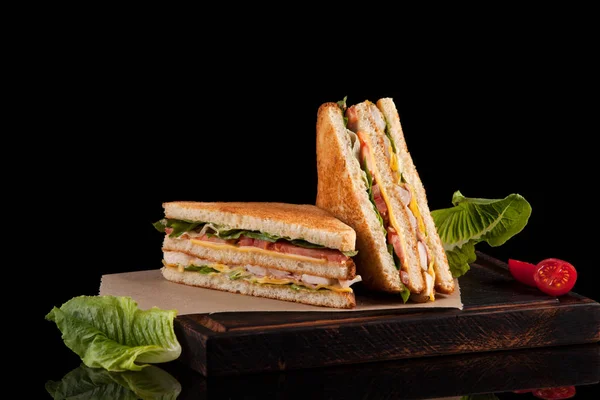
[152,218,204,238]
[290,239,327,248]
[184,265,218,274]
[152,219,166,233]
[400,286,411,303]
[432,191,532,277]
[384,122,398,153]
[45,296,181,372]
[46,363,181,400]
[211,228,280,242]
[387,243,398,270]
[444,241,477,278]
[336,96,347,111]
[387,242,410,302]
[336,96,348,127]
[228,269,247,280]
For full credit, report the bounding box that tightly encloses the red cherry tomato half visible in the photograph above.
[532,385,576,399]
[508,259,539,287]
[534,258,577,297]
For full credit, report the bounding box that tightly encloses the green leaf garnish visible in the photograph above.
[432,191,532,277]
[152,218,204,238]
[214,229,280,242]
[400,286,411,303]
[152,219,167,233]
[228,270,246,280]
[166,220,203,238]
[336,96,347,111]
[45,363,181,400]
[45,296,181,372]
[336,96,348,127]
[384,122,398,153]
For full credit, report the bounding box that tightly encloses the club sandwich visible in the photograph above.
[153,201,361,308]
[316,97,455,302]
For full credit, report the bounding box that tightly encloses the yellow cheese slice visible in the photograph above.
[406,183,427,236]
[315,285,353,293]
[211,264,231,273]
[428,261,436,301]
[255,276,293,285]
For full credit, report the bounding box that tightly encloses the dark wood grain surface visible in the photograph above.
[174,252,600,376]
[165,343,600,400]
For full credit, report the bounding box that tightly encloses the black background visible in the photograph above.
[33,29,598,397]
[40,64,597,305]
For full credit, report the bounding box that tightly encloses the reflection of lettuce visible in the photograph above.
[432,191,532,277]
[46,296,181,372]
[46,363,181,400]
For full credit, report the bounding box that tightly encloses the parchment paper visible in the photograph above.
[99,269,462,314]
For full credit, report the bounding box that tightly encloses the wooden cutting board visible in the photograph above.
[165,343,600,399]
[174,251,600,376]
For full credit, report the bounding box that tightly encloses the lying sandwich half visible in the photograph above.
[316,97,454,302]
[152,202,361,309]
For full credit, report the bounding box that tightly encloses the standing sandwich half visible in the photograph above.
[316,97,454,302]
[153,202,361,309]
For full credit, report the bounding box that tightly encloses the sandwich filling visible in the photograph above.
[163,251,362,293]
[344,101,435,301]
[153,219,357,265]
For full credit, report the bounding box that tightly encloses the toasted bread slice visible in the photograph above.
[163,201,355,252]
[161,252,356,309]
[376,98,455,294]
[315,102,405,293]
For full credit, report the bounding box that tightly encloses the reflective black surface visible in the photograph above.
[43,342,599,399]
